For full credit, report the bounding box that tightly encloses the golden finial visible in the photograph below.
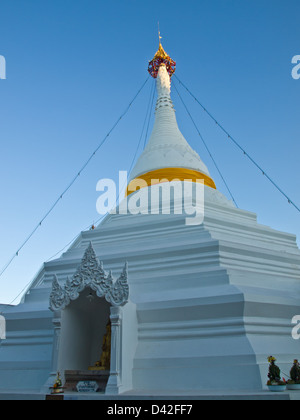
[148,27,176,79]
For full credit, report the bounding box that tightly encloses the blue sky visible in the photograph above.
[0,0,299,304]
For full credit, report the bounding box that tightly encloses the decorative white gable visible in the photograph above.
[49,242,129,311]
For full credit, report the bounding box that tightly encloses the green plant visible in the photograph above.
[288,360,300,384]
[267,356,285,386]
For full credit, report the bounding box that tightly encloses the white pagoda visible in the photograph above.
[0,40,300,398]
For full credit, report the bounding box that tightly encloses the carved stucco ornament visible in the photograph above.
[49,242,129,312]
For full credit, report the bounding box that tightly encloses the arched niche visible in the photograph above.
[58,288,111,371]
[44,242,135,395]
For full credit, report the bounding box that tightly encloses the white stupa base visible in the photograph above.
[0,186,299,395]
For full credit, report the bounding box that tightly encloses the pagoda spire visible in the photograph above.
[126,37,216,196]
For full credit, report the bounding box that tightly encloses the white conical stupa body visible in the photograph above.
[129,65,213,185]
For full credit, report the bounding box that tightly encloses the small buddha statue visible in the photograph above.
[92,321,111,371]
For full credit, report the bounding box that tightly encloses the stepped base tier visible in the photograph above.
[0,185,299,395]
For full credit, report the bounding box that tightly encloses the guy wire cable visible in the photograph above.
[143,79,156,149]
[35,78,154,268]
[0,76,150,280]
[0,79,155,310]
[172,79,238,208]
[174,74,300,214]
